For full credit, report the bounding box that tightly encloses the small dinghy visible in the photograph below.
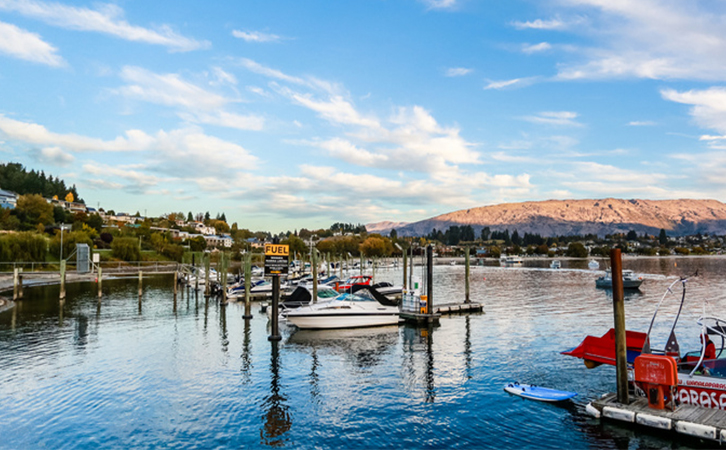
[504,382,577,402]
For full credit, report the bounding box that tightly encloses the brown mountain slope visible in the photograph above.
[370,199,726,237]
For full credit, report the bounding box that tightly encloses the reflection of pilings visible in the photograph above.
[464,316,472,379]
[219,300,228,353]
[310,348,320,400]
[261,341,292,447]
[241,318,252,384]
[425,327,435,403]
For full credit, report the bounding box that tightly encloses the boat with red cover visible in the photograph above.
[563,276,726,410]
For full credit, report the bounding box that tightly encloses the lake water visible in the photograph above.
[2,257,726,449]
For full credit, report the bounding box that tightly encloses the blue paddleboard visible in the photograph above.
[504,382,577,402]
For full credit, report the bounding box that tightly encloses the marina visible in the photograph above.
[1,256,726,448]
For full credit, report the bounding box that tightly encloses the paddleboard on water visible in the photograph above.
[504,382,577,402]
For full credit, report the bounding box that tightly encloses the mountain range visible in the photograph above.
[365,199,726,237]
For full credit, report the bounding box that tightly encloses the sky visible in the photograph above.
[1,0,726,232]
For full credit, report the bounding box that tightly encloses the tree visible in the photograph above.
[282,235,307,256]
[565,242,589,258]
[359,236,392,258]
[187,212,194,222]
[626,229,638,241]
[481,227,491,241]
[112,237,142,261]
[189,236,207,252]
[15,194,54,229]
[390,228,397,240]
[659,229,668,245]
[65,192,74,202]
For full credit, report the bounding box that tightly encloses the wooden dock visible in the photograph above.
[435,302,483,314]
[590,392,726,443]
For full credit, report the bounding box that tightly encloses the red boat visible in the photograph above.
[336,275,372,293]
[563,277,726,410]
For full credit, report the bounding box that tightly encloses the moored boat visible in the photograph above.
[550,260,561,269]
[282,290,400,330]
[595,268,643,289]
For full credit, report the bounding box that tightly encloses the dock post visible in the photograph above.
[426,245,434,314]
[204,254,211,297]
[312,249,318,303]
[269,238,282,342]
[409,246,414,289]
[138,270,143,297]
[403,249,408,290]
[360,253,363,276]
[610,248,629,405]
[221,252,228,303]
[243,251,252,318]
[18,269,23,299]
[372,256,376,283]
[465,247,470,303]
[13,268,18,300]
[339,254,343,279]
[173,270,178,299]
[60,260,66,300]
[98,266,103,298]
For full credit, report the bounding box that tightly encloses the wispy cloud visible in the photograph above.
[421,0,457,10]
[232,29,282,43]
[522,111,582,126]
[628,120,656,126]
[484,78,523,90]
[661,87,726,135]
[0,20,63,66]
[445,67,473,77]
[522,42,552,54]
[0,0,208,52]
[512,17,567,30]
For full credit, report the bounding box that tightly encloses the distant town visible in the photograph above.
[0,162,723,265]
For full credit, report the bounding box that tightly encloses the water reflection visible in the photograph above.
[286,326,398,369]
[402,325,437,403]
[74,314,88,349]
[260,341,292,447]
[241,318,252,384]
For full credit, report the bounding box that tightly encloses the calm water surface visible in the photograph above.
[2,257,726,449]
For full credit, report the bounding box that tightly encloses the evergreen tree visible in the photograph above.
[659,229,668,245]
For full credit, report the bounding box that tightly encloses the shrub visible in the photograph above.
[0,232,47,262]
[111,237,141,261]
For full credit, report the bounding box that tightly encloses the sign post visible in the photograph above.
[265,242,289,341]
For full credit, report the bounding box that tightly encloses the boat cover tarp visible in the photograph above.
[561,328,648,365]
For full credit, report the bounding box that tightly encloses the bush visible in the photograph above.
[0,232,47,262]
[161,244,184,262]
[565,242,589,258]
[49,230,93,260]
[112,237,141,261]
[674,247,690,255]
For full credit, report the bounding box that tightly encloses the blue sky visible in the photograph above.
[1,0,725,232]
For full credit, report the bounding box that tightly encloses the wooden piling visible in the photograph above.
[243,251,252,318]
[426,245,434,314]
[204,255,211,297]
[359,253,363,276]
[18,269,23,299]
[98,266,103,298]
[173,270,178,299]
[60,260,66,300]
[372,256,376,283]
[610,248,629,405]
[13,268,18,301]
[138,270,143,297]
[221,252,228,303]
[312,249,318,303]
[338,254,343,279]
[465,247,470,303]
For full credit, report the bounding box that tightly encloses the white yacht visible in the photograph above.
[282,291,400,329]
[500,255,523,266]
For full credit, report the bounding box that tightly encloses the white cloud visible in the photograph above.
[550,1,726,81]
[522,42,552,54]
[512,18,567,30]
[115,66,264,131]
[238,58,306,85]
[0,20,63,66]
[289,93,380,128]
[0,0,207,51]
[421,0,457,10]
[484,78,537,90]
[661,87,726,135]
[117,66,230,110]
[315,138,388,166]
[628,121,656,126]
[445,67,473,77]
[232,29,282,43]
[29,146,74,165]
[522,111,582,126]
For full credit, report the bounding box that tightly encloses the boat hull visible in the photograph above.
[595,279,643,289]
[285,312,400,329]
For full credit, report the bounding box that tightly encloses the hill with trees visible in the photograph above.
[0,162,82,202]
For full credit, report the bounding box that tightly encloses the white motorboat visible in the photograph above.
[500,255,523,266]
[550,260,561,269]
[283,291,400,329]
[588,260,599,270]
[595,269,643,289]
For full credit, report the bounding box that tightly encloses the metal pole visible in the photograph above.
[243,251,252,319]
[465,246,470,303]
[610,248,629,405]
[426,245,434,314]
[403,249,408,290]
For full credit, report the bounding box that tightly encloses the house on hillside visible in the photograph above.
[204,234,233,248]
[0,189,17,209]
[193,222,216,235]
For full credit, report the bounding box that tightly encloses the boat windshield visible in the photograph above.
[318,289,338,299]
[335,293,375,302]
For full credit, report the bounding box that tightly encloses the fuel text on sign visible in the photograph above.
[264,244,289,276]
